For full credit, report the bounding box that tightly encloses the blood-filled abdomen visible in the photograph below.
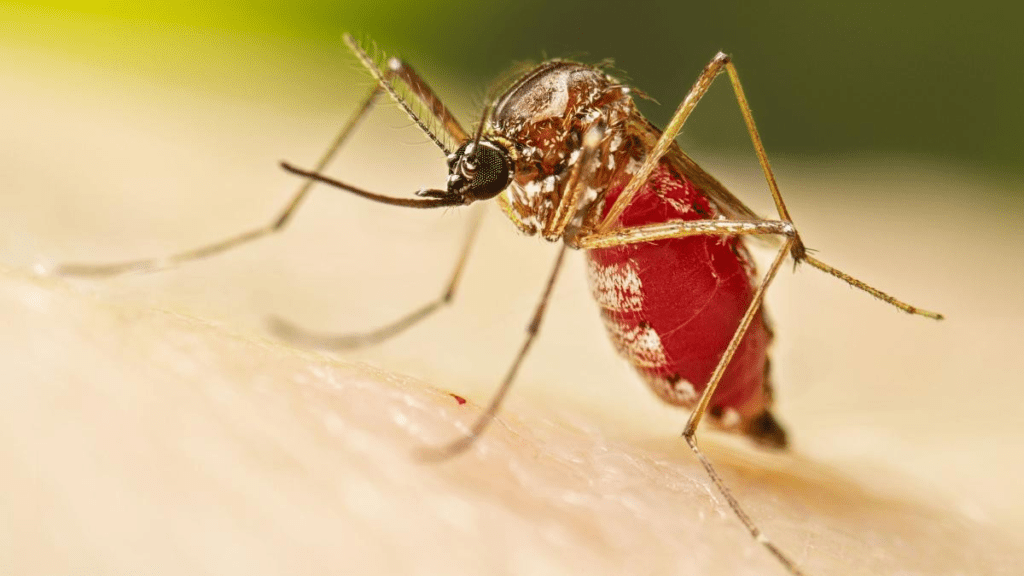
[586,162,785,446]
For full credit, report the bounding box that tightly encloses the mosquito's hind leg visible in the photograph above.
[683,237,808,576]
[599,51,941,320]
[269,208,484,350]
[719,58,944,319]
[575,212,811,573]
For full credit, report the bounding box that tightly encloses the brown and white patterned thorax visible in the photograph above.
[487,61,637,240]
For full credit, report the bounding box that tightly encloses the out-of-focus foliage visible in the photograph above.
[5,0,1022,185]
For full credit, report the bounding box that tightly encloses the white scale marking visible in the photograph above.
[588,259,667,367]
[588,258,701,405]
[600,316,668,368]
[644,374,698,405]
[720,408,742,429]
[586,259,643,312]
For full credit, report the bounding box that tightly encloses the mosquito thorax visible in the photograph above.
[487,61,638,240]
[445,139,514,202]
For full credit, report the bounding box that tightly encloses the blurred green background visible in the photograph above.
[4,0,1022,192]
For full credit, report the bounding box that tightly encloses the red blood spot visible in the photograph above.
[449,393,467,405]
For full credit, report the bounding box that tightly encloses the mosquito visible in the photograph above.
[55,34,943,575]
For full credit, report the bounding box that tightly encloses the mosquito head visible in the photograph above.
[445,138,514,202]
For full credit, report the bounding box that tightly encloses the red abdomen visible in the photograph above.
[586,163,774,430]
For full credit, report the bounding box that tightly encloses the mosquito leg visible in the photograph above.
[417,245,568,461]
[718,57,948,320]
[595,52,787,237]
[54,39,468,278]
[571,218,796,249]
[580,216,812,572]
[684,435,806,576]
[269,208,485,350]
[597,52,942,320]
[597,53,733,233]
[677,237,807,576]
[53,84,387,278]
[804,255,943,318]
[575,218,942,319]
[585,216,808,571]
[545,123,606,239]
[719,61,792,221]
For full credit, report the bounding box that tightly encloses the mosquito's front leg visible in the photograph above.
[52,84,385,277]
[54,35,467,278]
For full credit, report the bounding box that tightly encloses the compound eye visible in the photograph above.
[449,140,513,201]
